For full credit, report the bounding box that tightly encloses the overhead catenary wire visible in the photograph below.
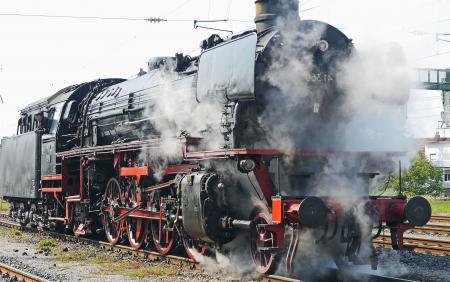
[163,0,194,17]
[300,5,321,13]
[0,12,156,21]
[416,50,450,60]
[0,12,252,23]
[436,33,450,43]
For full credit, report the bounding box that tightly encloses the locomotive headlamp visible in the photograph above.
[405,196,431,227]
[317,40,329,52]
[298,196,328,228]
[238,159,256,172]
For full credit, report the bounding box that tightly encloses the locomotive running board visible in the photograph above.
[57,136,404,160]
[57,139,163,158]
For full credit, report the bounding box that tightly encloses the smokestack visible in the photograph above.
[254,0,299,33]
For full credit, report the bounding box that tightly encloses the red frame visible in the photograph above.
[53,137,415,257]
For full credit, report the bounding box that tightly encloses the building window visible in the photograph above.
[445,174,450,181]
[429,153,437,161]
[445,170,450,182]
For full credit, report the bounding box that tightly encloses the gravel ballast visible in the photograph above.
[377,248,450,282]
[0,225,449,281]
[0,226,233,282]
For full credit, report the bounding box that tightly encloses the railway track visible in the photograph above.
[411,224,450,235]
[373,235,450,256]
[0,218,196,269]
[404,215,450,235]
[262,273,417,282]
[0,217,415,282]
[0,262,47,282]
[429,215,450,224]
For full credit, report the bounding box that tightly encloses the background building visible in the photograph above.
[424,135,450,195]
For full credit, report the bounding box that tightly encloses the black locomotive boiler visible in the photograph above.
[0,0,431,274]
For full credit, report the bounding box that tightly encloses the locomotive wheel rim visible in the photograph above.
[150,220,175,255]
[105,214,121,245]
[104,178,122,245]
[149,191,175,255]
[127,218,148,249]
[72,222,81,237]
[126,179,148,249]
[250,213,276,274]
[181,233,207,260]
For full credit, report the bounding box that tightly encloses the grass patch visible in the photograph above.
[57,249,93,263]
[97,261,136,273]
[428,198,450,214]
[127,264,179,278]
[0,199,9,211]
[10,230,22,236]
[93,260,179,278]
[89,253,115,265]
[55,246,180,278]
[37,239,56,249]
[58,250,116,265]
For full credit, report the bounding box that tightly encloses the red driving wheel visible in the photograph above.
[103,178,123,245]
[149,190,175,254]
[180,230,207,260]
[250,212,279,274]
[126,179,148,249]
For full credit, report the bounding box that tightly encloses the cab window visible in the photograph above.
[62,100,77,121]
[48,102,64,134]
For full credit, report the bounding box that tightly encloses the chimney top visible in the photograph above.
[254,0,300,33]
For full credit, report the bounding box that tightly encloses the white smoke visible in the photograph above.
[337,41,415,152]
[135,13,417,278]
[256,22,327,152]
[339,42,411,108]
[189,246,260,280]
[138,65,225,177]
[147,68,224,150]
[255,16,417,278]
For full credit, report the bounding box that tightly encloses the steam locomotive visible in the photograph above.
[0,0,431,275]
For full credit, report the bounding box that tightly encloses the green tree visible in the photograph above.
[373,154,444,197]
[401,156,444,197]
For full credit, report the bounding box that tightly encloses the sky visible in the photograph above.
[0,0,450,139]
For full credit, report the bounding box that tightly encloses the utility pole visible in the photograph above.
[415,68,450,133]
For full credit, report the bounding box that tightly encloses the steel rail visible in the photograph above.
[429,215,450,224]
[0,219,198,268]
[263,272,417,281]
[374,235,450,256]
[412,224,450,235]
[262,275,304,282]
[0,262,48,282]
